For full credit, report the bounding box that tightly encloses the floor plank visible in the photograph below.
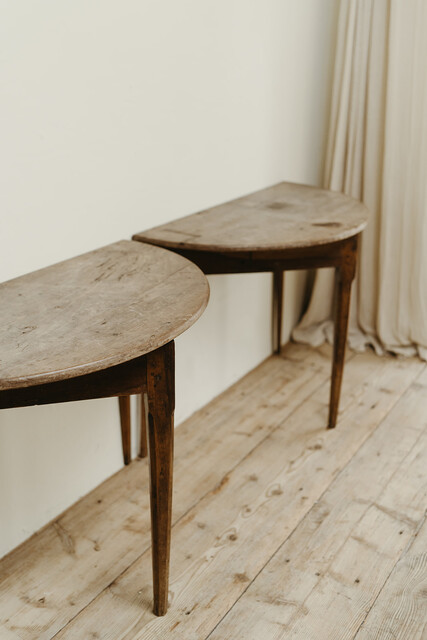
[0,346,425,640]
[53,353,423,639]
[0,344,350,639]
[208,367,427,640]
[353,497,427,639]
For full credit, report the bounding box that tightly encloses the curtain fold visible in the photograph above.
[293,0,427,361]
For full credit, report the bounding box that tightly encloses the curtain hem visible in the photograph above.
[292,320,427,363]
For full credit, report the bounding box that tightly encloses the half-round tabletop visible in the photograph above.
[132,181,369,435]
[0,240,209,390]
[133,182,368,253]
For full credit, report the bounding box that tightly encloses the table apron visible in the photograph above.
[167,236,359,275]
[0,354,147,410]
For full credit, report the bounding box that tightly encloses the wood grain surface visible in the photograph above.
[0,240,209,390]
[48,352,426,639]
[146,342,175,616]
[354,515,427,640]
[209,366,427,640]
[2,346,423,639]
[0,344,340,639]
[133,182,368,253]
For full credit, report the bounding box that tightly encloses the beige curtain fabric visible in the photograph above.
[293,0,427,361]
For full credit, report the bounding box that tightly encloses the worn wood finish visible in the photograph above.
[117,394,149,462]
[0,241,208,618]
[0,240,209,390]
[119,396,131,466]
[64,356,424,639]
[1,346,424,639]
[146,341,175,616]
[131,236,359,439]
[0,354,146,410]
[209,366,427,640]
[329,236,358,428]
[139,392,148,459]
[354,515,427,640]
[272,270,284,354]
[0,344,345,640]
[133,182,368,253]
[133,182,368,429]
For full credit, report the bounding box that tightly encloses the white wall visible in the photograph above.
[0,0,338,557]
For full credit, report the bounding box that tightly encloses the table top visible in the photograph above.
[0,241,209,390]
[133,182,368,253]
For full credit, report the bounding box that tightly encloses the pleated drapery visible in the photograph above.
[293,0,427,360]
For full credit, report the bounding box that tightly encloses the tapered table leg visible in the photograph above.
[118,396,131,465]
[139,392,148,458]
[272,269,284,355]
[328,241,357,429]
[146,340,175,616]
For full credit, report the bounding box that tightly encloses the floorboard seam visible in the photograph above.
[351,507,427,640]
[204,365,427,640]
[50,355,335,638]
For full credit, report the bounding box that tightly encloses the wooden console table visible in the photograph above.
[0,240,209,616]
[132,182,368,441]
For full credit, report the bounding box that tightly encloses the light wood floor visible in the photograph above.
[1,343,426,640]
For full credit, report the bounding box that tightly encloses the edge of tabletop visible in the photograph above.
[131,182,369,254]
[0,240,210,391]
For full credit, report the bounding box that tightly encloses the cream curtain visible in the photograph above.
[293,0,427,361]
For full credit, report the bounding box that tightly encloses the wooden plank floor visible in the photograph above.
[0,344,426,640]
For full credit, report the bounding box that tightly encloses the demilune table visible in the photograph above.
[131,182,368,454]
[0,240,209,616]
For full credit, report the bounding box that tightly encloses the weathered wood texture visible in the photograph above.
[0,354,147,410]
[133,182,367,433]
[354,516,427,640]
[328,246,357,428]
[146,342,175,616]
[272,270,284,354]
[116,394,149,462]
[133,182,368,252]
[139,392,148,458]
[209,367,427,640]
[119,396,132,466]
[0,240,209,617]
[0,344,339,639]
[0,345,425,639]
[0,240,209,390]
